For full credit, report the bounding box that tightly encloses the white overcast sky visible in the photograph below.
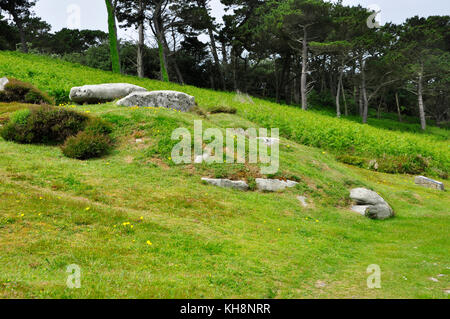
[34,0,450,42]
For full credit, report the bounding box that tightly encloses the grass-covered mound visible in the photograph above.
[0,106,88,144]
[0,105,113,159]
[0,78,53,105]
[0,51,447,177]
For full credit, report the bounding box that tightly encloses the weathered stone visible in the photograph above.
[256,178,298,192]
[349,188,394,220]
[116,90,196,112]
[414,176,445,191]
[297,196,308,208]
[315,280,327,288]
[70,83,147,103]
[0,77,9,91]
[201,178,249,191]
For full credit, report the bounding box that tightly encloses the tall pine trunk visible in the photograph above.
[418,64,426,130]
[11,11,28,53]
[207,27,226,91]
[137,0,145,78]
[395,92,402,122]
[105,0,120,73]
[341,79,348,116]
[336,69,343,117]
[361,60,369,124]
[153,3,169,82]
[300,27,308,110]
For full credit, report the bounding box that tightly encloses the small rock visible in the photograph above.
[429,277,439,282]
[444,289,450,294]
[256,178,298,192]
[135,139,143,144]
[117,90,196,112]
[297,196,308,208]
[0,77,9,91]
[414,176,445,191]
[315,280,327,288]
[201,178,249,191]
[70,83,147,103]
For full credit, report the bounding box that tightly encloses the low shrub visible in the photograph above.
[377,154,430,175]
[61,131,112,160]
[0,106,89,144]
[209,105,238,114]
[336,153,431,175]
[0,78,53,105]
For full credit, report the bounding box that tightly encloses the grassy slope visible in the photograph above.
[0,53,449,299]
[0,51,448,175]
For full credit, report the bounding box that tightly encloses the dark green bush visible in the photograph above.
[61,131,112,160]
[0,78,54,105]
[0,106,89,144]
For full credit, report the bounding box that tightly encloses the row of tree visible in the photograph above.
[1,0,449,129]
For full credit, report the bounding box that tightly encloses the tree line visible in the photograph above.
[1,0,449,129]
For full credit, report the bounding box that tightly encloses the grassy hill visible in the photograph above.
[0,51,449,298]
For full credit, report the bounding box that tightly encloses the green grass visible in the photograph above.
[0,51,449,299]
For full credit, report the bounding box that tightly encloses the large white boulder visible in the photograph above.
[350,188,394,220]
[0,77,9,91]
[69,83,147,103]
[256,178,298,192]
[116,90,196,112]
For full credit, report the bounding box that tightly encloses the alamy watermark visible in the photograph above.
[367,264,381,288]
[171,120,279,174]
[66,264,81,289]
